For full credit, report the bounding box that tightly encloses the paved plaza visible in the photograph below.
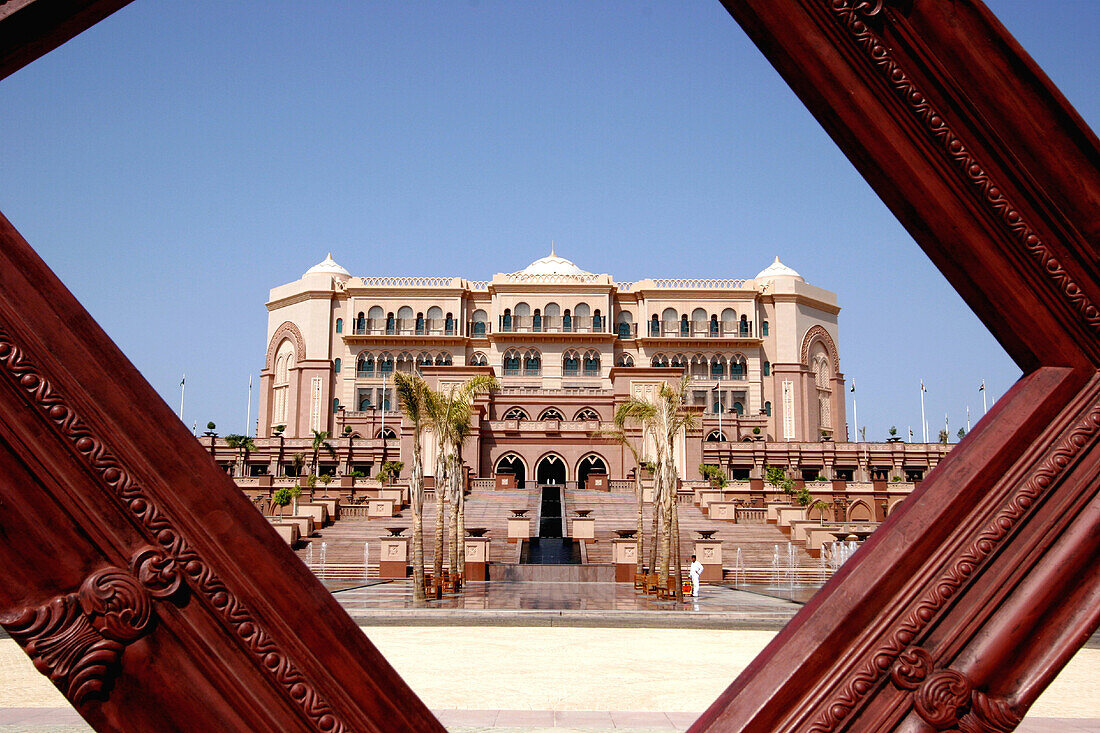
[0,581,1095,731]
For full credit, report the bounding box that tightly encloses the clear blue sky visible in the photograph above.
[2,2,1096,441]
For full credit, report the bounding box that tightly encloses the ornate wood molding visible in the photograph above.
[0,2,1098,732]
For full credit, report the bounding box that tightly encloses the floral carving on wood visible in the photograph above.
[0,565,159,703]
[0,326,351,732]
[826,0,1100,335]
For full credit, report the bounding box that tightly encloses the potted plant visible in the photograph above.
[752,426,763,441]
[698,464,727,489]
[887,426,902,443]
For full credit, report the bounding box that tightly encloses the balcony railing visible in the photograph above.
[498,315,605,334]
[350,318,458,336]
[646,320,756,338]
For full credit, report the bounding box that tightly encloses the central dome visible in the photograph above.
[518,247,590,277]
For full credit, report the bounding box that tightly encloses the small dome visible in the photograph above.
[518,246,590,277]
[755,256,803,281]
[304,253,350,279]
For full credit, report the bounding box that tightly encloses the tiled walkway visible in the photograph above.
[0,580,1096,731]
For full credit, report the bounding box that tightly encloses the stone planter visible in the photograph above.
[378,538,408,579]
[611,538,639,582]
[463,537,491,581]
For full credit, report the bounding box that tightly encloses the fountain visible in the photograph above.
[787,542,796,586]
[772,544,780,586]
[735,547,744,585]
[306,542,313,570]
[320,541,328,580]
[363,541,369,581]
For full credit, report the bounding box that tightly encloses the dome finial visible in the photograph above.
[551,240,556,257]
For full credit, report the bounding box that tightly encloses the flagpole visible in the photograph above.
[981,379,988,415]
[245,374,253,437]
[920,381,927,443]
[380,373,386,464]
[179,374,186,421]
[851,379,858,443]
[966,405,971,433]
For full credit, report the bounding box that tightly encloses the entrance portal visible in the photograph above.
[535,454,566,486]
[577,454,607,490]
[495,454,525,488]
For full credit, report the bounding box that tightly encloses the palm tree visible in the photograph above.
[223,433,257,477]
[309,429,335,481]
[620,376,695,600]
[392,371,432,602]
[425,374,497,596]
[596,403,654,576]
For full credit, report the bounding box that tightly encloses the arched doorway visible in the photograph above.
[576,454,607,490]
[495,454,526,488]
[536,454,566,485]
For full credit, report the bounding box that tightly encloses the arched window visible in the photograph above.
[574,303,590,331]
[416,352,433,368]
[358,394,372,410]
[762,320,769,336]
[616,353,634,367]
[651,353,668,367]
[355,311,366,334]
[378,352,394,374]
[690,353,709,379]
[706,431,726,442]
[435,352,452,366]
[472,309,488,336]
[582,349,600,376]
[765,401,772,417]
[671,353,688,370]
[539,408,564,421]
[763,361,771,377]
[692,308,708,337]
[396,351,415,373]
[575,408,600,421]
[334,357,342,374]
[427,306,443,333]
[523,349,541,376]
[335,318,343,334]
[710,355,726,380]
[616,311,633,339]
[562,350,580,376]
[563,309,572,332]
[740,314,749,336]
[733,401,744,416]
[721,308,736,337]
[514,302,531,331]
[356,352,374,377]
[272,340,295,426]
[503,349,521,375]
[532,308,542,332]
[415,312,425,335]
[386,312,395,335]
[731,356,746,380]
[662,308,678,336]
[592,309,602,332]
[650,314,660,336]
[502,308,512,332]
[470,352,487,367]
[503,407,529,421]
[710,314,718,337]
[397,306,414,332]
[378,427,396,439]
[332,398,340,414]
[713,396,724,414]
[680,314,690,337]
[445,312,455,335]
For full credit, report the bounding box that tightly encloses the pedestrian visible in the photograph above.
[689,554,704,597]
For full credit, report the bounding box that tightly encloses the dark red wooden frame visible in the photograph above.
[0,1,1097,731]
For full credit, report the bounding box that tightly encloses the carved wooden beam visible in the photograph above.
[0,1,1097,732]
[0,0,135,80]
[689,1,1100,730]
[0,215,445,731]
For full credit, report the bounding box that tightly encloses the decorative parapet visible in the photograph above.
[357,276,460,288]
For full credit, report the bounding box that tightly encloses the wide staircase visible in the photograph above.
[287,482,819,584]
[290,486,539,581]
[563,484,818,583]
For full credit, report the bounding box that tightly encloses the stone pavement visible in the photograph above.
[0,580,1095,731]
